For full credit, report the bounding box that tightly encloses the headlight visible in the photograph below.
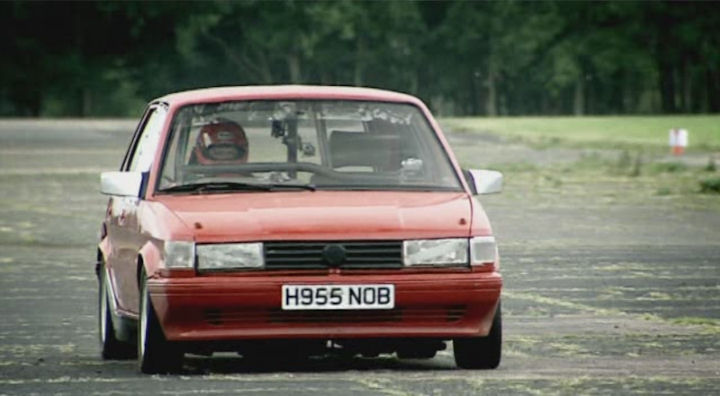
[470,236,497,266]
[164,241,196,269]
[403,238,468,266]
[197,243,264,271]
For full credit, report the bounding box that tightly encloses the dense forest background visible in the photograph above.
[1,0,719,117]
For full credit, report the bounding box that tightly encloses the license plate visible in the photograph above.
[282,284,395,310]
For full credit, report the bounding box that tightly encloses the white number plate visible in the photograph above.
[282,284,395,310]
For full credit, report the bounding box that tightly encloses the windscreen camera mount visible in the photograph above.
[301,142,316,157]
[271,119,286,138]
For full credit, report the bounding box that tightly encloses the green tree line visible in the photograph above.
[1,0,719,117]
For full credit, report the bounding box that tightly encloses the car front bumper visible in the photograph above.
[148,269,502,342]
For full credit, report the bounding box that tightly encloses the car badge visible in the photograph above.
[217,130,234,141]
[322,244,346,267]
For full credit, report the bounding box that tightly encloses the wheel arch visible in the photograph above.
[97,249,137,345]
[137,240,163,288]
[97,237,111,280]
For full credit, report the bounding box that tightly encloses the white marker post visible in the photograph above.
[669,128,688,155]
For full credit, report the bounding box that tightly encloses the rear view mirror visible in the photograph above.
[465,169,503,195]
[100,171,144,197]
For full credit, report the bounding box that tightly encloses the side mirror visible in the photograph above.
[465,169,503,195]
[100,171,144,197]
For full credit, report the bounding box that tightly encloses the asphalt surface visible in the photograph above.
[0,120,718,395]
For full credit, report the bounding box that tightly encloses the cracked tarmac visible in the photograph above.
[0,120,718,395]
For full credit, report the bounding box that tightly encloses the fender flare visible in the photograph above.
[137,240,163,285]
[96,245,137,343]
[97,238,111,278]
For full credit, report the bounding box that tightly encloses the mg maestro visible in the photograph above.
[96,85,503,373]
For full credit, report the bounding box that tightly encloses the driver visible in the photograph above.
[190,120,249,165]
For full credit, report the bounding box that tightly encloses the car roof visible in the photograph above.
[155,85,423,107]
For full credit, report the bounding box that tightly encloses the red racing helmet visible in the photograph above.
[192,121,249,165]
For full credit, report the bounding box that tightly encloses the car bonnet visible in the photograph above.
[152,191,476,242]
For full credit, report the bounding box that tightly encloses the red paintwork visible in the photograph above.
[100,85,501,343]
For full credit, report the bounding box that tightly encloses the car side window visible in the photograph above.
[126,106,167,173]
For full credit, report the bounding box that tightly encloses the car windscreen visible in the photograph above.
[157,100,462,193]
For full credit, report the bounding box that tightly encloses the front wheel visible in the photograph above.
[453,302,502,369]
[138,269,183,374]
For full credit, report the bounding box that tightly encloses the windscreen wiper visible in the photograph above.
[160,182,273,194]
[160,181,316,194]
[267,183,316,191]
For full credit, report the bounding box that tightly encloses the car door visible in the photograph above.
[105,104,167,315]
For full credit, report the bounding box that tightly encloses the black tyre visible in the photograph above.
[138,269,183,374]
[453,303,502,369]
[98,264,135,359]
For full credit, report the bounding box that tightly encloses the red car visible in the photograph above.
[97,86,503,373]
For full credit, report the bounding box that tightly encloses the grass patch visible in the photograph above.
[650,161,688,174]
[704,157,717,172]
[442,115,720,151]
[672,317,720,327]
[443,115,720,209]
[699,177,720,194]
[483,153,720,211]
[655,187,672,196]
[481,162,539,174]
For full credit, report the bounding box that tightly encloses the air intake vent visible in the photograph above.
[202,306,467,326]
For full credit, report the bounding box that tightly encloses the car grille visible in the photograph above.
[203,306,466,326]
[264,240,403,270]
